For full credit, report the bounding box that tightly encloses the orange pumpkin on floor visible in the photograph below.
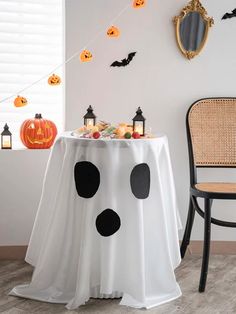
[20,114,57,149]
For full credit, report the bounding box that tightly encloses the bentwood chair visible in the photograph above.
[181,97,236,292]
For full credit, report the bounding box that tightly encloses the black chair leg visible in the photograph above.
[199,198,211,293]
[180,196,195,259]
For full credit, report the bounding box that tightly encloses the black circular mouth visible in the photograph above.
[96,209,121,237]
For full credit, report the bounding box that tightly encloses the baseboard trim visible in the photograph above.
[1,241,236,260]
[0,246,27,260]
[186,241,236,255]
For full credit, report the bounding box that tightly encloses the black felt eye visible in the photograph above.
[130,163,150,199]
[74,161,100,198]
[96,209,121,237]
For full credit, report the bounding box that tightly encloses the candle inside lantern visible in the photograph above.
[2,136,11,148]
[86,119,94,129]
[87,119,93,126]
[134,122,144,135]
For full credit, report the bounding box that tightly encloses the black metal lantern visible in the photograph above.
[132,107,146,136]
[84,106,96,128]
[1,123,12,149]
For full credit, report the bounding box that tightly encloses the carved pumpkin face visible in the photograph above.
[133,0,145,8]
[20,114,57,149]
[48,74,61,85]
[80,50,93,62]
[14,95,27,107]
[107,26,120,38]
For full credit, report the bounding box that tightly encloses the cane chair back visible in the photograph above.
[188,98,236,167]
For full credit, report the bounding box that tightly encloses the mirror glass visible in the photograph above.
[179,12,206,51]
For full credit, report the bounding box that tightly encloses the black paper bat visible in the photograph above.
[110,52,137,67]
[222,8,236,20]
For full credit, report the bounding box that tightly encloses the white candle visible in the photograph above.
[134,123,143,135]
[86,119,94,129]
[2,135,11,148]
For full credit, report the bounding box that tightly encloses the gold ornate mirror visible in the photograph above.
[173,0,214,60]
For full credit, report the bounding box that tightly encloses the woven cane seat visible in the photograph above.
[195,182,236,194]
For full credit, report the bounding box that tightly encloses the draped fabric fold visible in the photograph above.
[10,132,182,309]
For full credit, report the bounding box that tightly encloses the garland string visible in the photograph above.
[0,1,131,105]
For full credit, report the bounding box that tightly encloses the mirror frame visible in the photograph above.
[173,0,214,60]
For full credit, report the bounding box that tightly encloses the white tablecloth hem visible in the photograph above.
[10,284,182,310]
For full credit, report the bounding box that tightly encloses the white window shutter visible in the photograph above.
[0,0,63,149]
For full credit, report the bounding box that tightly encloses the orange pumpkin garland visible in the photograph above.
[133,0,146,8]
[20,113,57,149]
[80,50,93,62]
[48,74,61,85]
[107,26,120,38]
[14,95,27,107]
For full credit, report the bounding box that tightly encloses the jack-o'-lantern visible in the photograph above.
[107,26,120,38]
[48,74,61,85]
[14,95,27,107]
[133,0,146,8]
[20,113,57,149]
[80,50,93,62]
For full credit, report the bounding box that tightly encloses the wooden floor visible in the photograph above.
[1,255,236,313]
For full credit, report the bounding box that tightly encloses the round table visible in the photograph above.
[10,132,182,310]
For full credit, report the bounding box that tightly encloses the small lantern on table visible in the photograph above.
[132,107,145,136]
[1,124,12,149]
[84,106,96,128]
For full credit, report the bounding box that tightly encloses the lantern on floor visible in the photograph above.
[132,107,145,136]
[1,124,12,149]
[84,106,96,128]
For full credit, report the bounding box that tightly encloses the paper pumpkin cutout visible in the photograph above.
[80,50,93,62]
[48,74,61,86]
[20,114,57,149]
[96,209,121,237]
[74,161,100,198]
[107,26,120,38]
[130,163,150,199]
[14,95,27,107]
[133,0,146,8]
[110,52,137,67]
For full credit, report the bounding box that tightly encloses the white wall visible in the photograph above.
[0,150,49,245]
[65,0,236,241]
[1,0,236,245]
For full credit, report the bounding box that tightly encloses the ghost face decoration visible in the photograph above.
[74,161,150,237]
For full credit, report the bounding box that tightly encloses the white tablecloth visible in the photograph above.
[10,132,182,310]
